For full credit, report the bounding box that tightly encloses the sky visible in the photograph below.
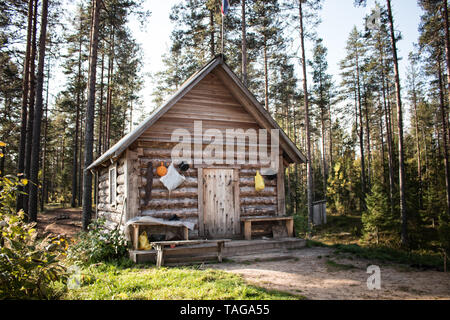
[52,1,424,127]
[127,0,423,121]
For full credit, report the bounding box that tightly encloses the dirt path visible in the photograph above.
[213,247,450,300]
[36,207,82,238]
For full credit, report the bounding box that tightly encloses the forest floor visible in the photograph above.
[37,206,82,238]
[212,246,450,300]
[38,207,450,300]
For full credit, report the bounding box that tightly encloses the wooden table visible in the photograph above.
[151,239,231,267]
[240,216,294,240]
[130,222,189,250]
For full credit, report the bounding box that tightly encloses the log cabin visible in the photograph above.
[87,55,307,248]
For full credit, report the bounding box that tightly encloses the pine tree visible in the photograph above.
[310,38,334,198]
[340,27,368,211]
[28,0,48,222]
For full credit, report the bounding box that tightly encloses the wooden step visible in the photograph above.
[129,238,306,264]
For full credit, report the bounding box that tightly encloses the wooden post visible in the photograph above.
[277,156,286,216]
[286,218,294,238]
[217,241,224,263]
[244,221,252,240]
[233,169,241,234]
[183,226,189,240]
[156,244,164,268]
[133,224,139,250]
[198,167,204,237]
[126,149,140,221]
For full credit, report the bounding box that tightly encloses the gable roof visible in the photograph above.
[87,55,306,170]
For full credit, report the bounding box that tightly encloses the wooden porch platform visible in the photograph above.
[129,238,306,265]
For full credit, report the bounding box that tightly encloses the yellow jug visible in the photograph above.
[138,231,152,250]
[255,170,265,192]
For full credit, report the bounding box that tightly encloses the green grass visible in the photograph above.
[325,259,357,271]
[311,214,363,245]
[332,243,444,271]
[306,240,445,271]
[57,262,303,300]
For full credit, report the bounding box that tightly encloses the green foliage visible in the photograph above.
[68,218,129,264]
[0,174,27,215]
[0,172,67,299]
[362,182,398,245]
[293,213,309,237]
[437,214,450,256]
[327,153,360,215]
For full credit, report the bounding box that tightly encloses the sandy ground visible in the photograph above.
[212,247,450,300]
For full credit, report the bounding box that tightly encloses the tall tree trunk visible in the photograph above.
[411,67,423,209]
[355,44,367,210]
[364,92,372,188]
[23,0,38,215]
[438,58,450,216]
[71,16,83,208]
[387,0,408,247]
[443,1,450,129]
[299,0,314,233]
[263,34,269,111]
[320,107,327,198]
[381,58,395,213]
[16,0,34,212]
[378,98,386,186]
[82,0,101,230]
[328,102,333,166]
[241,0,248,86]
[98,51,105,155]
[40,54,50,212]
[105,30,115,150]
[209,9,215,57]
[28,0,48,222]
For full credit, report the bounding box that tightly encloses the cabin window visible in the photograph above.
[109,166,117,206]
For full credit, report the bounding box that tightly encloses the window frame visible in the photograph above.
[109,164,117,207]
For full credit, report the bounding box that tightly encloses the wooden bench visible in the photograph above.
[151,239,231,267]
[240,216,294,240]
[130,222,189,250]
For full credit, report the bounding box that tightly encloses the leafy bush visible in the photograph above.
[0,211,68,299]
[0,172,68,299]
[68,218,129,264]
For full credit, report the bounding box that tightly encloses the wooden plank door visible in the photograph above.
[203,169,240,238]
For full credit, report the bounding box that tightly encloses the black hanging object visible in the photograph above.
[178,161,189,172]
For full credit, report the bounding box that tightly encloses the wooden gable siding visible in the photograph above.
[138,73,261,143]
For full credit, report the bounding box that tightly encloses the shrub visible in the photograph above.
[0,211,69,299]
[362,182,398,245]
[0,145,68,299]
[68,218,129,264]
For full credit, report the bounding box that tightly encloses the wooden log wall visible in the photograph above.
[135,141,200,238]
[97,156,126,231]
[131,139,280,238]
